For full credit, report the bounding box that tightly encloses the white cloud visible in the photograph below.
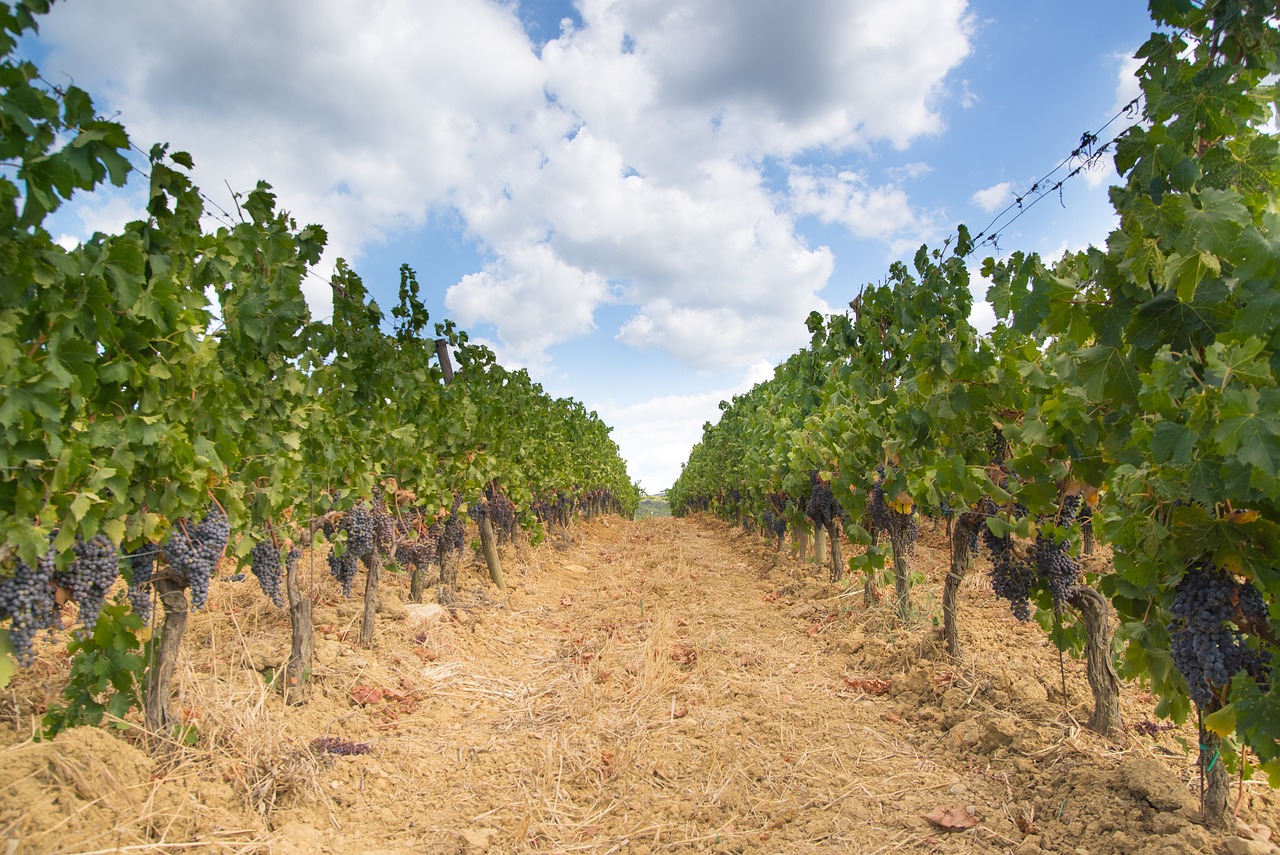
[446,243,608,370]
[1081,53,1146,190]
[967,265,996,335]
[790,167,938,249]
[595,359,775,490]
[36,0,975,372]
[970,180,1013,213]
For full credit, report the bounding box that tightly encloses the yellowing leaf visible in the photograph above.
[1203,703,1236,738]
[0,633,15,689]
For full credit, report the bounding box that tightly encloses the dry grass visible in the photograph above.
[2,515,1278,854]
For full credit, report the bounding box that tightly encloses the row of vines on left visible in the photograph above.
[0,1,639,740]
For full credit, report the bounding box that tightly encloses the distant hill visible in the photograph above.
[637,494,670,518]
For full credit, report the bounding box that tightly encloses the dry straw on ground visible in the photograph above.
[1,514,1278,853]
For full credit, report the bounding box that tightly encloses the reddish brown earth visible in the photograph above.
[2,514,1278,854]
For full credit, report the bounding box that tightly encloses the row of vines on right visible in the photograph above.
[669,0,1279,830]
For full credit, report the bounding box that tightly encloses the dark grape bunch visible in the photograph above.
[250,540,285,608]
[54,534,120,634]
[763,508,787,542]
[0,552,59,666]
[1168,562,1272,709]
[126,545,156,624]
[310,735,371,756]
[346,506,376,559]
[439,495,467,560]
[1132,720,1177,737]
[162,504,230,610]
[370,490,395,555]
[867,467,918,551]
[327,504,378,597]
[805,471,841,527]
[979,496,1035,620]
[1028,494,1082,607]
[990,545,1037,621]
[484,485,518,544]
[327,547,359,597]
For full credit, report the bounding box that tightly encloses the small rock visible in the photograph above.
[980,718,1020,751]
[1223,837,1273,855]
[949,717,982,748]
[244,640,284,671]
[405,603,447,626]
[940,687,968,711]
[1150,811,1187,835]
[1013,835,1041,855]
[460,827,498,852]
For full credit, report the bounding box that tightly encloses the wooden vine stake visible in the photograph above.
[283,542,314,704]
[144,578,189,737]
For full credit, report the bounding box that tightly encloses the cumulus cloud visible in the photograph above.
[36,0,975,371]
[446,243,608,369]
[967,265,996,335]
[970,180,1014,213]
[1081,53,1146,190]
[595,359,776,490]
[790,167,940,251]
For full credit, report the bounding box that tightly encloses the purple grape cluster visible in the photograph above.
[163,505,230,609]
[484,485,518,543]
[309,736,371,755]
[327,547,359,598]
[346,506,376,558]
[55,534,120,634]
[250,539,285,608]
[1028,495,1082,607]
[438,495,467,560]
[866,468,917,551]
[763,508,787,541]
[1132,720,1176,737]
[805,471,841,527]
[126,545,156,624]
[371,491,394,555]
[1168,562,1272,709]
[0,552,59,666]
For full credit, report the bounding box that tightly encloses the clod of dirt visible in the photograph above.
[1117,755,1197,813]
[377,590,408,619]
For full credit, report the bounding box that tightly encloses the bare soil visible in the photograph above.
[2,514,1278,854]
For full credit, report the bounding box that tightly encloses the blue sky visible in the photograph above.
[30,0,1157,492]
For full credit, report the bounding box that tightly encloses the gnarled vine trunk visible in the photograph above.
[1197,727,1230,829]
[793,527,809,562]
[409,564,424,603]
[889,529,912,622]
[943,512,982,659]
[1067,585,1122,738]
[826,521,843,582]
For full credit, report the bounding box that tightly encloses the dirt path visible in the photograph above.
[2,515,1278,854]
